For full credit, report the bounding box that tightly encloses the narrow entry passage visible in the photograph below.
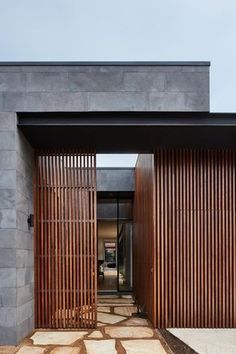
[34,150,97,329]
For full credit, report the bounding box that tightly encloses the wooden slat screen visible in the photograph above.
[133,154,156,326]
[155,149,236,328]
[34,150,97,329]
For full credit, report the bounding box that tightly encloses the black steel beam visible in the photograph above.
[18,111,236,127]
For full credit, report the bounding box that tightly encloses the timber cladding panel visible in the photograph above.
[133,154,156,326]
[134,150,236,328]
[34,150,97,329]
[155,149,236,328]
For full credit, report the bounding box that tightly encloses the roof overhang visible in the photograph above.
[18,111,236,152]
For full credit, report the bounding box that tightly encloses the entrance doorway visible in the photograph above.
[97,195,133,293]
[34,150,140,330]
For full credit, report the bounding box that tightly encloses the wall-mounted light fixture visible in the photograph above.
[27,214,34,230]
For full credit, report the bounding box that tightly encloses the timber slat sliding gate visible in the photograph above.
[34,150,97,329]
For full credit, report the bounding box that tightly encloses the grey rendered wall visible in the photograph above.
[0,112,34,344]
[0,63,209,344]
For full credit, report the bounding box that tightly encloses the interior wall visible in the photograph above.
[133,154,156,326]
[97,221,117,260]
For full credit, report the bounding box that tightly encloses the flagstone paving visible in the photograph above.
[87,331,103,339]
[31,331,88,345]
[0,347,16,354]
[7,296,167,354]
[121,339,167,354]
[97,312,126,324]
[16,347,45,354]
[84,339,116,354]
[104,326,154,338]
[114,306,138,316]
[51,347,81,354]
[122,317,149,326]
[97,306,111,313]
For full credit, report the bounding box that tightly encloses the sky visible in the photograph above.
[0,0,235,166]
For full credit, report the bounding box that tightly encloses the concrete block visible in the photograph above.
[68,71,124,91]
[0,287,16,307]
[88,92,147,111]
[0,209,16,229]
[124,72,165,91]
[16,268,26,287]
[17,284,33,306]
[16,192,29,215]
[16,130,34,166]
[0,73,26,91]
[0,307,16,327]
[0,189,15,209]
[0,326,17,345]
[25,267,33,285]
[26,72,68,91]
[16,316,34,343]
[3,91,88,111]
[0,170,16,189]
[0,131,15,150]
[0,151,16,170]
[16,153,33,178]
[0,268,16,287]
[16,211,28,232]
[16,300,33,324]
[148,92,186,111]
[17,267,33,287]
[16,250,33,268]
[16,171,32,199]
[28,314,34,332]
[0,93,3,110]
[0,229,16,248]
[0,248,16,267]
[165,72,209,93]
[0,112,16,131]
[182,66,209,72]
[16,230,33,250]
[149,91,210,111]
[183,92,209,111]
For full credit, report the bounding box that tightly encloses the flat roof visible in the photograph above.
[18,111,236,151]
[0,61,210,66]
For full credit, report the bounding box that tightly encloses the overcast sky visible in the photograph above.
[1,0,235,166]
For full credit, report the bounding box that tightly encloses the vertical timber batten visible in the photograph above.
[134,149,236,328]
[155,149,236,328]
[34,150,97,329]
[133,154,156,326]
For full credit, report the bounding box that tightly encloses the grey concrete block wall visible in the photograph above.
[15,131,34,343]
[0,62,210,344]
[0,112,33,345]
[0,63,210,112]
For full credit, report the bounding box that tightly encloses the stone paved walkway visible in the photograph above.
[1,295,168,354]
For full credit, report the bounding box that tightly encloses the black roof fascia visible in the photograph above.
[0,61,210,66]
[17,111,236,127]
